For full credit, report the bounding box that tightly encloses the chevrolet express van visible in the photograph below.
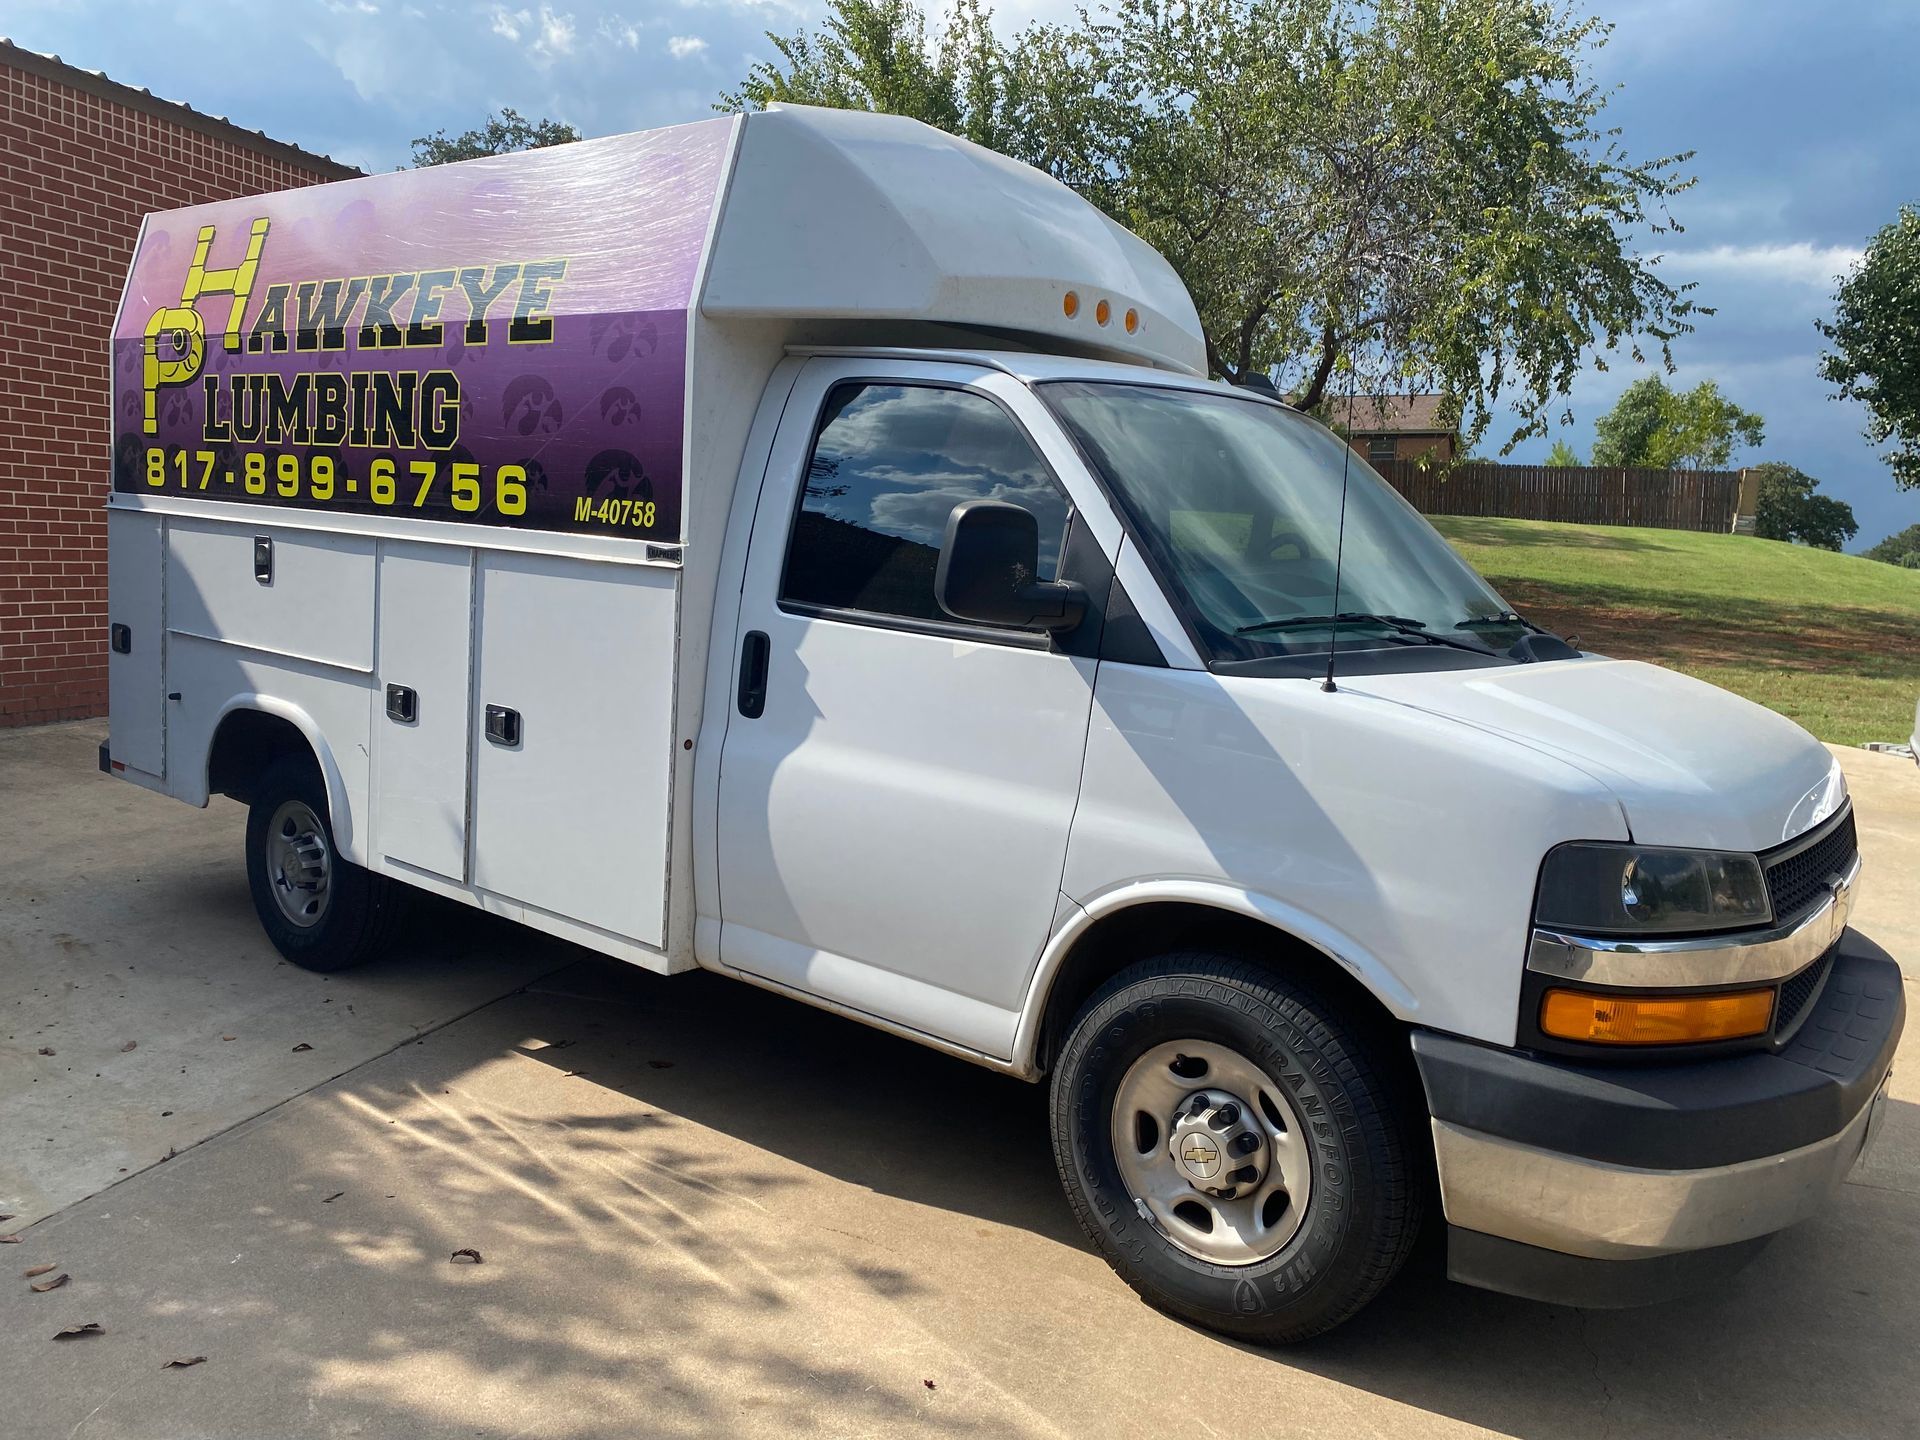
[101,105,1901,1342]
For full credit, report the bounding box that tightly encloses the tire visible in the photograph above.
[1049,952,1422,1344]
[244,754,402,972]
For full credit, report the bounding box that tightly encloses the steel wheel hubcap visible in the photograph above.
[266,799,331,929]
[1111,1040,1313,1265]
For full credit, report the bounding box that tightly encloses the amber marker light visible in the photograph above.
[1540,988,1773,1045]
[1063,291,1080,319]
[1095,298,1112,326]
[1124,308,1140,333]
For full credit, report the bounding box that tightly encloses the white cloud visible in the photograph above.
[533,5,576,58]
[667,34,709,59]
[490,4,576,62]
[1663,242,1864,291]
[598,16,642,49]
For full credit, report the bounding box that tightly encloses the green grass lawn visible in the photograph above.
[1431,515,1920,747]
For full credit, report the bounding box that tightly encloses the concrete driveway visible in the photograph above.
[2,724,1917,1438]
[0,721,570,1228]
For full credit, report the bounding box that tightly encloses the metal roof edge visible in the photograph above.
[2,38,362,179]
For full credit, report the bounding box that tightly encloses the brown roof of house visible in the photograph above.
[1,38,361,179]
[1339,394,1454,436]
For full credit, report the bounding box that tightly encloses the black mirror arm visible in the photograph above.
[1019,578,1088,632]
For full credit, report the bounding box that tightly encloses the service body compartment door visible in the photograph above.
[373,542,473,881]
[471,552,676,946]
[106,508,165,777]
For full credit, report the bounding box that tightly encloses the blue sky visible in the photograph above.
[11,0,1918,549]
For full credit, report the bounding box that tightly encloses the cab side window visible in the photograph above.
[780,382,1071,626]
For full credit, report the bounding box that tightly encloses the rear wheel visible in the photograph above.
[244,755,401,972]
[1049,952,1421,1343]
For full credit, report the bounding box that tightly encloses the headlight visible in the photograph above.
[1535,842,1771,935]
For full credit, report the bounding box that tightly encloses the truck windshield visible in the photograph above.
[1042,381,1526,666]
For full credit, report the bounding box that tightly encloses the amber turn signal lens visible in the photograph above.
[1540,988,1773,1045]
[1063,291,1080,319]
[1095,298,1111,326]
[1124,308,1140,333]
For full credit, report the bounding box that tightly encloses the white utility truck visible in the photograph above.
[103,105,1900,1341]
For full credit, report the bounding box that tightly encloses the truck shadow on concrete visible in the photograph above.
[504,951,1920,1439]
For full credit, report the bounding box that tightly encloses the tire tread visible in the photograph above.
[245,755,403,973]
[1050,951,1423,1343]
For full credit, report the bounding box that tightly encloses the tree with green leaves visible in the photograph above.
[410,109,579,167]
[1588,375,1665,467]
[719,0,1027,153]
[1863,522,1920,569]
[722,0,1702,455]
[1819,205,1920,490]
[1590,375,1764,469]
[1545,440,1581,466]
[1748,463,1857,552]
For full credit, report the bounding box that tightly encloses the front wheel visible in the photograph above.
[244,755,401,972]
[1050,953,1422,1344]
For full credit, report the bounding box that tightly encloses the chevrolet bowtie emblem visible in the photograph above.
[1183,1139,1218,1166]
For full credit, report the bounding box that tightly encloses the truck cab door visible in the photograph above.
[714,357,1111,1060]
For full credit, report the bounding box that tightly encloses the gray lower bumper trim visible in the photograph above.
[1432,1080,1886,1261]
[1446,1227,1773,1309]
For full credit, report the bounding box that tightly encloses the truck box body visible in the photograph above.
[107,106,1201,965]
[102,105,1899,1337]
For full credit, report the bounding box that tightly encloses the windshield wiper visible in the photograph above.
[1236,611,1421,636]
[1236,612,1495,655]
[1454,611,1545,635]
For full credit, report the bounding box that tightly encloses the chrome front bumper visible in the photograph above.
[1414,929,1903,1307]
[1433,1075,1887,1262]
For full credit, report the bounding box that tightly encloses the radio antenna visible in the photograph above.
[1322,370,1356,694]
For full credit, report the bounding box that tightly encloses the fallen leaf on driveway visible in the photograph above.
[923,1379,937,1391]
[450,1248,483,1264]
[37,1047,54,1057]
[24,1263,58,1278]
[0,1235,20,1244]
[53,1323,103,1340]
[221,1035,236,1042]
[120,1041,138,1053]
[321,1192,344,1204]
[162,1356,207,1369]
[30,1273,70,1292]
[291,1043,313,1053]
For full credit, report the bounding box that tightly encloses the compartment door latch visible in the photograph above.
[484,704,521,747]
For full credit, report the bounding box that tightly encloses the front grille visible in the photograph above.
[1763,810,1856,925]
[1774,950,1834,1035]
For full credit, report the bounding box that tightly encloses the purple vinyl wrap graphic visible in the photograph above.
[110,118,733,541]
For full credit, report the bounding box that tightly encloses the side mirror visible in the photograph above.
[934,500,1087,632]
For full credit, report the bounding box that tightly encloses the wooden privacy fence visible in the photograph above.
[1379,460,1743,533]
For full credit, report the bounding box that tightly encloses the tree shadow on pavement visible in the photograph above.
[10,941,1915,1440]
[495,957,1920,1440]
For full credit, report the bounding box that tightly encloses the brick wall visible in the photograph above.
[0,47,352,726]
